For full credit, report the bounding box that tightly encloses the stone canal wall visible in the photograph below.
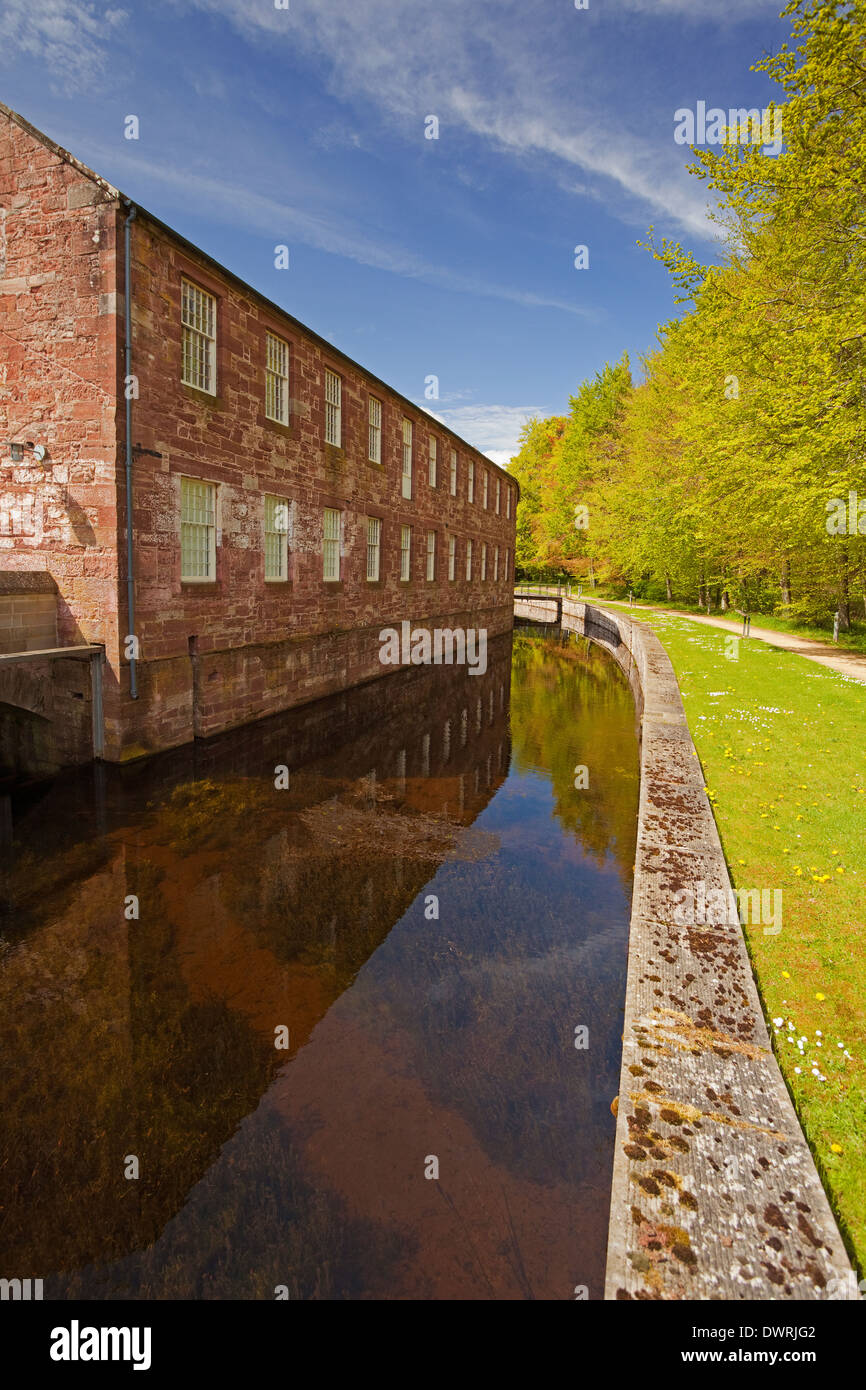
[559,600,855,1300]
[513,595,559,624]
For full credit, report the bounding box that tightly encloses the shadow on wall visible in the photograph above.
[63,490,97,549]
[54,590,89,648]
[572,607,623,652]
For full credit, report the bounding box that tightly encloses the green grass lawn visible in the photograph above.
[632,610,866,1276]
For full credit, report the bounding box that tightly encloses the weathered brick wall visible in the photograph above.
[0,106,122,742]
[124,212,517,755]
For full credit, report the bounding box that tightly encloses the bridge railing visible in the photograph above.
[513,583,578,599]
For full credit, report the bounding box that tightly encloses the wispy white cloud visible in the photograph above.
[0,1,127,92]
[179,0,725,240]
[431,404,545,461]
[84,145,595,317]
[446,89,715,242]
[0,0,776,253]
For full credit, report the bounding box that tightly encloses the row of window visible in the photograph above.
[180,278,514,516]
[180,476,511,585]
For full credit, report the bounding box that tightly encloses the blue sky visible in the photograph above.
[0,0,790,464]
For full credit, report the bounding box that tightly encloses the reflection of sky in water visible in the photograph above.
[2,629,639,1301]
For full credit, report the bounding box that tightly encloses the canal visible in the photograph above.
[0,624,639,1300]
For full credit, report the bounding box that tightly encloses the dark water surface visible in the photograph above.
[0,626,639,1300]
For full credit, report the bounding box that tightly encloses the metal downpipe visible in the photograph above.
[123,202,138,698]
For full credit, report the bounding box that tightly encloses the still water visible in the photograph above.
[0,626,639,1300]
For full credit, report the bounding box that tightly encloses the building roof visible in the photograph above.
[0,100,519,495]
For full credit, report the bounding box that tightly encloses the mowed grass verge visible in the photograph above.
[595,593,866,656]
[634,611,866,1275]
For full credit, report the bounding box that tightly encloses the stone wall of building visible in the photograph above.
[0,103,517,763]
[0,104,122,748]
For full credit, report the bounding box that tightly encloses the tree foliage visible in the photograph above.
[512,0,866,625]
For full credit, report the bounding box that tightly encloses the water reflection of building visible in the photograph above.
[0,637,513,1283]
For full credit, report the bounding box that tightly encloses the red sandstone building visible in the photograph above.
[0,103,517,765]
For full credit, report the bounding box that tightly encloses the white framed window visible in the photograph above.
[428,436,437,487]
[402,419,413,498]
[401,524,412,581]
[367,515,381,581]
[504,548,510,582]
[481,541,487,580]
[325,369,342,447]
[180,476,216,581]
[323,506,341,580]
[265,332,289,425]
[494,545,499,581]
[450,448,457,496]
[465,537,473,581]
[483,471,489,509]
[181,280,216,394]
[495,478,501,514]
[368,397,382,463]
[426,529,436,581]
[448,534,456,581]
[468,460,475,503]
[506,486,512,520]
[264,494,290,581]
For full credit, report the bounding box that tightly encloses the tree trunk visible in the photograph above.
[665,572,673,602]
[838,545,851,629]
[698,563,709,611]
[780,558,792,607]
